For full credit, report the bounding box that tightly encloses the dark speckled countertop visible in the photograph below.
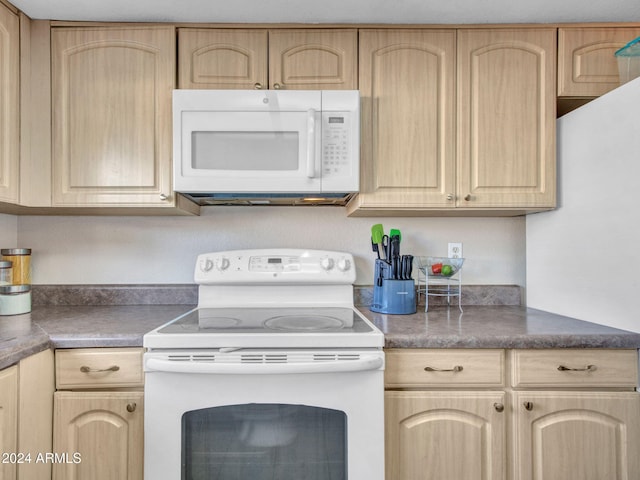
[1,285,640,370]
[0,305,194,370]
[361,306,640,349]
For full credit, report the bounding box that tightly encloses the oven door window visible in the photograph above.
[182,404,347,480]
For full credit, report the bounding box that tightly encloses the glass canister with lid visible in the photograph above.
[1,248,31,285]
[0,261,12,285]
[0,285,31,315]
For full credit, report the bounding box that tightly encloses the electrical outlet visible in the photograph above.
[448,242,463,259]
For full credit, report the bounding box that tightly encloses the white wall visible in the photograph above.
[526,78,640,333]
[17,208,525,286]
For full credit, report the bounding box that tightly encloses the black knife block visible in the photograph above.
[370,259,416,315]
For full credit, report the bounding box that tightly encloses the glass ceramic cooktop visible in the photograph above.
[158,307,374,335]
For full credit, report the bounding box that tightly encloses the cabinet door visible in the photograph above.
[0,3,19,204]
[268,29,357,90]
[0,366,18,480]
[386,391,506,480]
[178,28,268,89]
[51,26,174,206]
[513,391,640,480]
[457,29,556,209]
[559,28,640,97]
[350,29,456,214]
[53,391,144,480]
[18,350,54,480]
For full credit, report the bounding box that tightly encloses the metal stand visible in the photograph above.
[417,268,463,312]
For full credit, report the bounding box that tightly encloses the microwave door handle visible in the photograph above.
[307,109,316,178]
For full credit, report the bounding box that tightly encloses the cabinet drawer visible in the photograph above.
[385,349,505,388]
[56,348,144,389]
[510,349,638,388]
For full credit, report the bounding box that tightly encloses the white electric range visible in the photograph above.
[143,249,385,480]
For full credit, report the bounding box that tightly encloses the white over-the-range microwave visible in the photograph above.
[173,89,360,206]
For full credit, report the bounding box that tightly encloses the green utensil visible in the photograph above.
[389,229,401,242]
[371,224,386,261]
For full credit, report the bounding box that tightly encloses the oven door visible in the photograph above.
[143,350,384,480]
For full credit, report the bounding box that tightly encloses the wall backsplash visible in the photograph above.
[31,284,522,307]
[0,214,17,247]
[13,207,526,286]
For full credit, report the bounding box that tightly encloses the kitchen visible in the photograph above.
[1,0,640,479]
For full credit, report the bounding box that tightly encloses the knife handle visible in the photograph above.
[390,235,400,258]
[406,255,413,279]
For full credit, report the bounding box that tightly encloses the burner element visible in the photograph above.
[199,316,241,329]
[265,315,345,331]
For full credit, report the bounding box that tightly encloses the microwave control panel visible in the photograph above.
[321,112,351,178]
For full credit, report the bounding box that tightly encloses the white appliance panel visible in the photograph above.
[144,248,385,480]
[144,357,384,480]
[173,90,359,195]
[194,249,356,285]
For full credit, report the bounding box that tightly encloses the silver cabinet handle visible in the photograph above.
[80,365,120,373]
[159,193,169,201]
[494,403,504,413]
[273,83,282,89]
[254,82,263,90]
[446,193,454,201]
[126,403,137,413]
[424,365,463,373]
[557,364,597,372]
[523,402,534,411]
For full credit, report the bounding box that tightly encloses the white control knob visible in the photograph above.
[337,258,351,272]
[320,257,335,271]
[199,258,214,272]
[216,257,230,271]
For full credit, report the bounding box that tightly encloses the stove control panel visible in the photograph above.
[195,249,356,284]
[249,255,301,272]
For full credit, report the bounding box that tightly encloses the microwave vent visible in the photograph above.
[178,192,356,207]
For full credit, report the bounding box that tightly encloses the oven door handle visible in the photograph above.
[145,356,384,375]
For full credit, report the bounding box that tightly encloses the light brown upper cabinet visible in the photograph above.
[0,2,19,204]
[558,27,640,97]
[348,29,457,214]
[51,26,180,208]
[268,30,357,90]
[178,29,267,89]
[178,28,357,90]
[349,28,556,216]
[457,28,556,210]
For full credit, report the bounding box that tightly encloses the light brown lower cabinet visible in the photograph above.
[53,391,144,480]
[0,365,18,480]
[513,391,640,480]
[53,348,144,480]
[386,391,506,479]
[0,350,54,480]
[385,348,640,480]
